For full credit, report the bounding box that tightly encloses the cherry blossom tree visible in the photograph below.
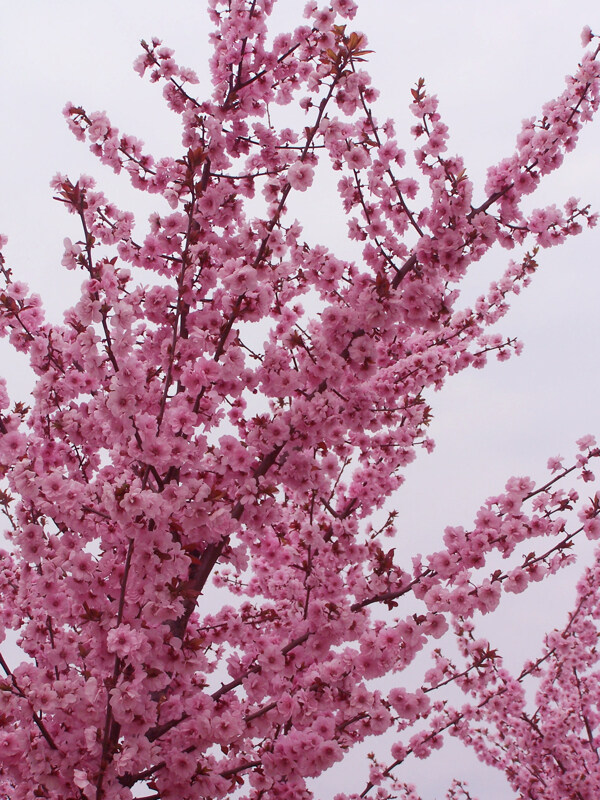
[0,2,599,799]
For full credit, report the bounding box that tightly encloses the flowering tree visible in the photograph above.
[1,1,599,798]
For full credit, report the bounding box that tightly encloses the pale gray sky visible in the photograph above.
[1,2,599,797]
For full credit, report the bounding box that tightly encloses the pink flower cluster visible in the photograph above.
[0,3,599,799]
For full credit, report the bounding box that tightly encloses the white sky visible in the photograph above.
[1,2,600,797]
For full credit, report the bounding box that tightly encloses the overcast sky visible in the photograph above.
[1,2,600,797]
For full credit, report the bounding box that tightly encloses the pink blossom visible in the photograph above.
[106,624,144,658]
[577,434,597,451]
[584,518,600,539]
[332,0,358,17]
[547,455,564,472]
[504,568,529,594]
[0,430,27,461]
[581,25,594,45]
[0,7,599,800]
[344,146,371,170]
[287,161,314,191]
[61,237,83,270]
